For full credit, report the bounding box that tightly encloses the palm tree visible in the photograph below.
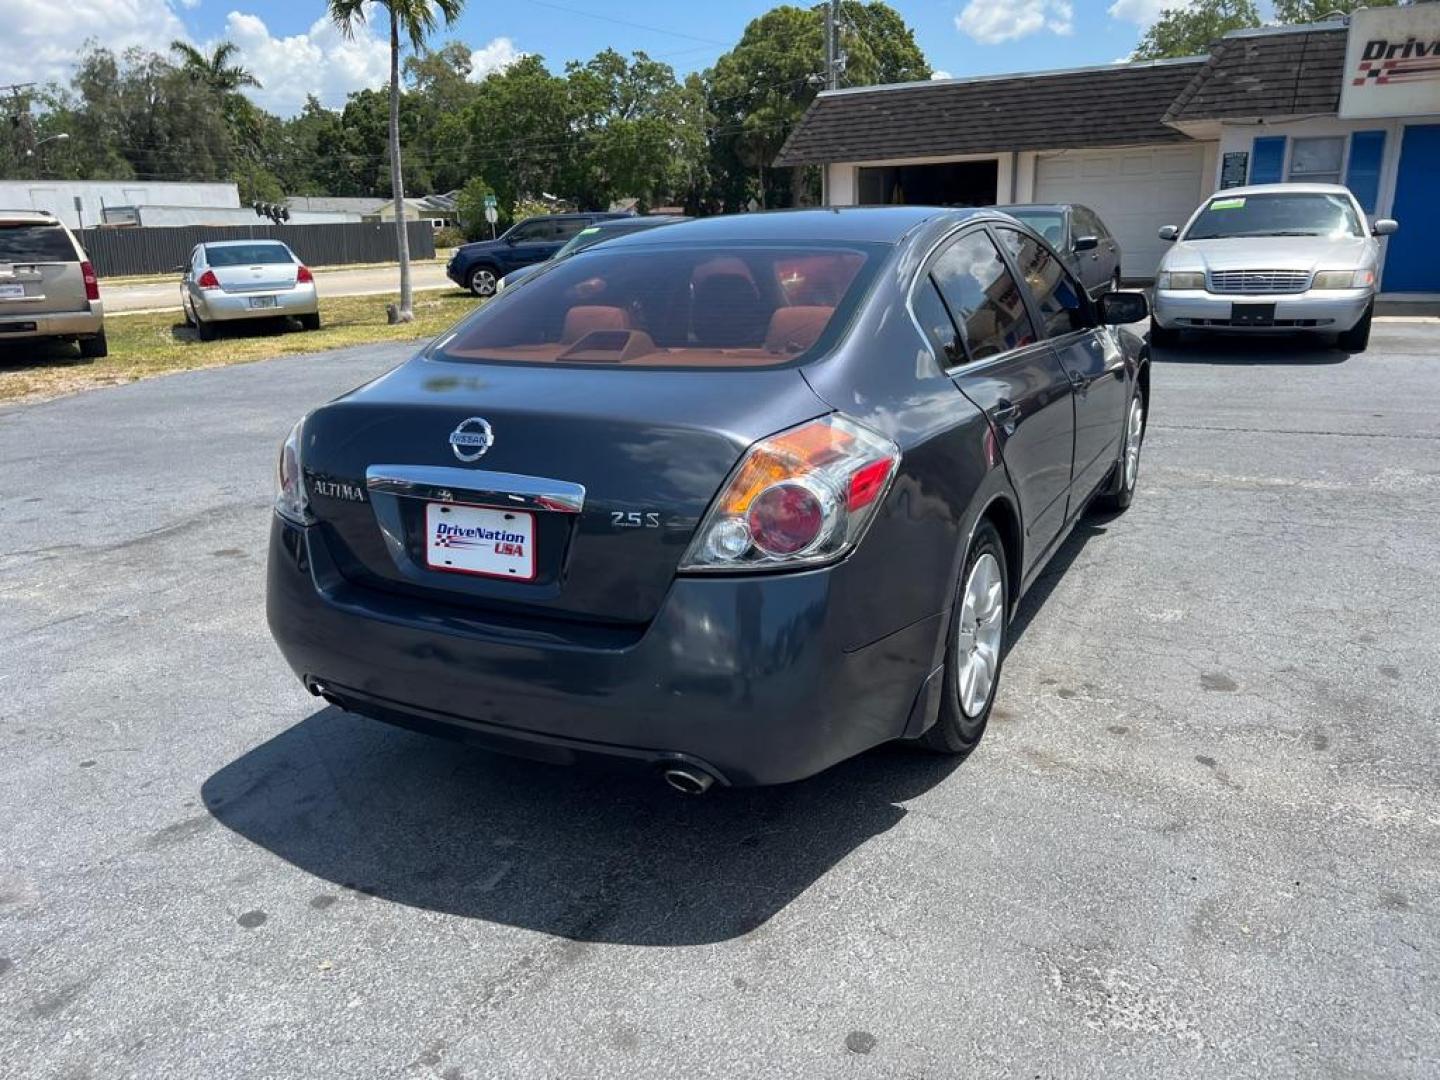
[170,41,262,93]
[328,0,465,323]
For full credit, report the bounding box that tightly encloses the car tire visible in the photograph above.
[1097,390,1145,513]
[921,520,1008,758]
[468,266,498,298]
[78,330,108,359]
[300,313,321,331]
[1337,303,1373,353]
[195,315,217,342]
[1149,318,1179,348]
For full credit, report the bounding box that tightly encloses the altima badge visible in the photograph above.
[449,417,494,463]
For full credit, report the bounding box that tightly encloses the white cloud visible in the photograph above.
[469,36,523,80]
[178,0,202,9]
[222,8,392,115]
[1107,0,1169,25]
[0,0,187,88]
[955,0,1074,44]
[931,69,953,80]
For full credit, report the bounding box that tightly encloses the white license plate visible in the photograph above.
[425,503,535,580]
[0,284,24,300]
[249,295,278,309]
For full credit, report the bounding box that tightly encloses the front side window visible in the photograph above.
[995,227,1094,339]
[0,223,78,262]
[930,229,1037,361]
[1289,137,1345,185]
[432,243,880,369]
[205,244,294,266]
[552,219,588,241]
[1184,192,1363,240]
[1071,206,1103,242]
[507,220,550,242]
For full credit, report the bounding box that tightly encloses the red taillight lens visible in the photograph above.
[680,414,900,572]
[81,261,100,301]
[296,265,314,284]
[197,269,220,290]
[748,482,826,556]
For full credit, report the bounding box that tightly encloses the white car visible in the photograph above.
[1151,183,1397,352]
[180,239,320,341]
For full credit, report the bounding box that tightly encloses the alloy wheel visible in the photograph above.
[470,269,497,297]
[1124,397,1144,490]
[954,552,1004,718]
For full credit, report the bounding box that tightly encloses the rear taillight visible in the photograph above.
[679,414,900,572]
[296,265,314,284]
[275,419,314,526]
[81,261,100,301]
[197,269,220,290]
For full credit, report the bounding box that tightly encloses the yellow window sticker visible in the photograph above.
[1210,197,1246,210]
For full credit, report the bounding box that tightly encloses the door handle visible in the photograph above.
[991,401,1020,432]
[1067,369,1091,393]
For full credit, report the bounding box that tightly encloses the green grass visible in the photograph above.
[98,255,446,288]
[0,289,479,404]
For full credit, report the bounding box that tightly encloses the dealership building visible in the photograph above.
[777,6,1440,295]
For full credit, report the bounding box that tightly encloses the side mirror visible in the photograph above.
[1073,235,1099,253]
[1098,290,1149,325]
[1372,218,1398,236]
[1158,225,1179,242]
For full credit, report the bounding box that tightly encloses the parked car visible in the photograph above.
[996,203,1122,298]
[496,215,689,293]
[447,212,630,298]
[0,210,106,357]
[1151,183,1397,351]
[180,240,320,341]
[267,208,1150,791]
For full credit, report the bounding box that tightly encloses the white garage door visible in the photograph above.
[1034,144,1209,278]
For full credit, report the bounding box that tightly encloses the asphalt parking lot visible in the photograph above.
[2,323,1437,1078]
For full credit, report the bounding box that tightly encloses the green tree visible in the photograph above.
[1131,0,1261,59]
[455,175,499,239]
[709,2,930,210]
[328,0,465,324]
[464,54,574,210]
[1272,0,1396,23]
[169,40,261,92]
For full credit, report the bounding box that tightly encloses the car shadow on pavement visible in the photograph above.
[202,708,962,946]
[1151,335,1350,366]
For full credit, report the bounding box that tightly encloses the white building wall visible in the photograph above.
[0,181,240,229]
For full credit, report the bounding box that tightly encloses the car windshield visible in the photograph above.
[431,243,881,369]
[0,223,78,262]
[554,226,607,259]
[205,244,294,266]
[1004,210,1066,248]
[1185,193,1363,240]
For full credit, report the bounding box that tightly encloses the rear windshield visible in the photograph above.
[0,223,78,263]
[431,243,882,369]
[205,244,294,266]
[1185,193,1363,240]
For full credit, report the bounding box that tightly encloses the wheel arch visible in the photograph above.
[978,494,1024,617]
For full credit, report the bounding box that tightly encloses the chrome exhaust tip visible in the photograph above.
[662,767,715,796]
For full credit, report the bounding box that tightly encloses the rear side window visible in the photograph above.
[930,230,1037,361]
[205,244,293,266]
[0,223,78,262]
[995,227,1094,339]
[912,279,959,364]
[433,243,880,369]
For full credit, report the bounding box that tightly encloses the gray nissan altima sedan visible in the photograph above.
[266,207,1151,791]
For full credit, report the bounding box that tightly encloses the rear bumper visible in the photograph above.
[266,515,943,786]
[0,302,104,339]
[1152,288,1372,332]
[196,285,318,323]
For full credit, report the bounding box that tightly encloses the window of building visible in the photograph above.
[1288,137,1345,185]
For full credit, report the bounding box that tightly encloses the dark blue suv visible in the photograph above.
[447,212,629,297]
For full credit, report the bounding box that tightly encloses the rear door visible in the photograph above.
[929,226,1076,570]
[994,224,1127,510]
[0,220,85,316]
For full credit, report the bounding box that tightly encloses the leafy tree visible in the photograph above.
[169,41,261,93]
[1131,0,1261,59]
[1272,0,1396,22]
[328,0,465,324]
[464,54,575,211]
[456,175,499,239]
[709,2,929,209]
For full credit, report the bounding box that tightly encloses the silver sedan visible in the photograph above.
[180,240,320,341]
[1151,183,1397,352]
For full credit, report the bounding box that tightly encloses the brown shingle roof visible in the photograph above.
[1163,25,1347,123]
[773,58,1206,167]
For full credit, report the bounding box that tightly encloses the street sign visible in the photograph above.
[483,206,498,225]
[483,194,497,209]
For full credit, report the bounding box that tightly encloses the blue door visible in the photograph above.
[1384,125,1440,293]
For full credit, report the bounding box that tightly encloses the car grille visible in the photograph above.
[1207,270,1311,294]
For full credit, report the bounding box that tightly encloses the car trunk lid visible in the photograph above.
[212,260,298,294]
[300,358,832,625]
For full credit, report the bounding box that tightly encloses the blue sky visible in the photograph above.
[8,0,1168,117]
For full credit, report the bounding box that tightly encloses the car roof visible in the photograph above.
[0,210,64,227]
[1206,182,1353,197]
[994,203,1070,213]
[588,215,688,233]
[596,206,980,248]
